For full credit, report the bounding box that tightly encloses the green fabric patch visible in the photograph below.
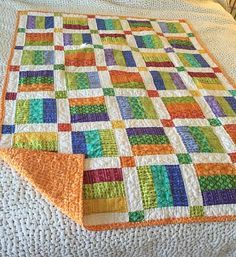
[190,206,204,217]
[103,88,115,96]
[177,153,192,164]
[208,118,222,127]
[55,91,67,99]
[129,211,145,222]
[199,175,236,191]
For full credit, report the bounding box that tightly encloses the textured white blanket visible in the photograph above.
[1,1,236,256]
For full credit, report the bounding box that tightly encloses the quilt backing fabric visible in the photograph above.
[1,11,236,230]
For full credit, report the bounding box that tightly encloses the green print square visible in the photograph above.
[177,153,192,164]
[129,210,145,222]
[190,206,204,217]
[177,66,185,72]
[55,91,67,99]
[90,30,99,34]
[94,45,103,49]
[18,28,25,33]
[229,90,236,97]
[54,64,65,70]
[208,118,222,127]
[103,88,115,96]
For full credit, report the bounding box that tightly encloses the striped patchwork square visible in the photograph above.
[104,49,136,67]
[128,20,153,31]
[167,36,195,50]
[195,164,236,205]
[142,52,174,67]
[69,96,109,122]
[137,165,188,209]
[65,49,96,67]
[13,132,58,151]
[204,96,236,117]
[83,168,127,214]
[162,97,204,118]
[96,18,122,30]
[117,96,157,120]
[65,71,100,90]
[71,129,118,157]
[21,50,54,65]
[26,15,54,29]
[188,72,225,90]
[63,17,89,30]
[25,33,54,46]
[100,33,127,45]
[18,70,54,92]
[126,127,174,155]
[63,33,92,46]
[15,99,57,124]
[134,34,163,49]
[176,126,224,153]
[158,22,185,33]
[150,71,186,90]
[177,53,210,68]
[109,70,145,89]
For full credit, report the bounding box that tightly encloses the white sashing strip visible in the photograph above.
[122,167,143,212]
[180,164,203,206]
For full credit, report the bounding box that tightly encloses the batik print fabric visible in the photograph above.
[1,11,236,229]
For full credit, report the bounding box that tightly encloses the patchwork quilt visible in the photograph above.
[1,11,236,230]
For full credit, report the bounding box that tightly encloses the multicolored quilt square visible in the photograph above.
[83,168,127,214]
[25,33,54,46]
[69,97,109,122]
[65,48,96,66]
[195,164,236,205]
[109,70,145,88]
[134,34,163,49]
[117,96,157,120]
[162,97,204,118]
[18,70,54,92]
[96,18,122,30]
[104,49,136,67]
[128,20,153,31]
[21,50,54,65]
[15,99,57,124]
[71,129,118,157]
[27,15,54,29]
[65,71,100,90]
[158,22,185,33]
[63,33,92,46]
[150,71,186,90]
[204,96,236,117]
[137,165,188,209]
[176,126,224,153]
[127,127,174,155]
[2,11,236,229]
[63,16,89,30]
[142,52,174,67]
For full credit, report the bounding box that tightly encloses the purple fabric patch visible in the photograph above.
[71,113,109,123]
[204,96,225,117]
[26,15,35,29]
[104,49,116,66]
[202,189,236,205]
[126,127,165,136]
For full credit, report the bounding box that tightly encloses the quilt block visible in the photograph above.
[1,11,236,230]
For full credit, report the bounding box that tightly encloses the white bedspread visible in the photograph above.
[1,0,236,256]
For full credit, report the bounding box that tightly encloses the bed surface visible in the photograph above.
[1,0,236,256]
